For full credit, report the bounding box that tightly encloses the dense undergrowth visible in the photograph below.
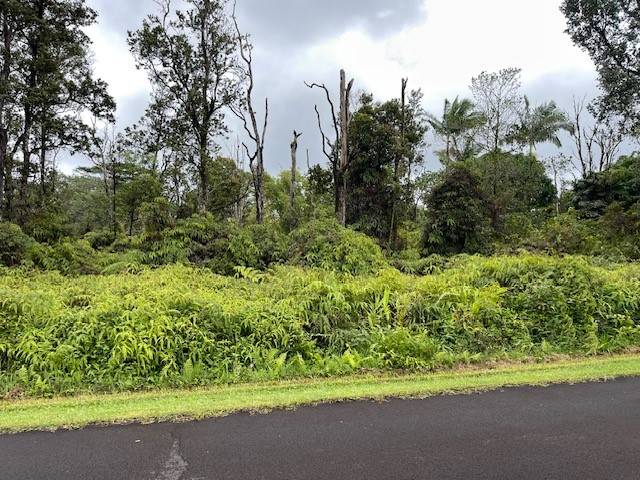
[1,254,639,398]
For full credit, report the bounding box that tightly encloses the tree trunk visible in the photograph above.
[290,130,301,209]
[0,13,11,219]
[18,127,31,224]
[0,130,5,217]
[128,209,135,236]
[253,156,264,224]
[111,160,117,237]
[39,123,47,205]
[389,78,407,249]
[197,142,209,213]
[337,70,352,226]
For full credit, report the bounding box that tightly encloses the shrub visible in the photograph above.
[422,164,493,255]
[0,223,34,267]
[530,213,602,255]
[84,229,116,249]
[22,210,69,244]
[28,239,101,275]
[139,215,288,275]
[288,218,387,275]
[1,255,639,397]
[390,250,450,275]
[140,197,175,236]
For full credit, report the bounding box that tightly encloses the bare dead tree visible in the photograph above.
[544,153,574,216]
[570,97,624,177]
[87,119,119,236]
[231,4,268,224]
[232,138,249,224]
[306,69,354,225]
[290,130,302,208]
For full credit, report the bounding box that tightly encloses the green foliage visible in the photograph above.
[140,197,175,236]
[22,209,70,244]
[289,218,387,275]
[84,230,117,249]
[562,0,640,131]
[573,155,640,218]
[0,223,35,267]
[470,152,556,224]
[422,164,493,255]
[27,240,102,275]
[1,255,638,397]
[139,215,289,275]
[347,92,428,245]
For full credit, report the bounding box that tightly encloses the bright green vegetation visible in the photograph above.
[2,354,639,433]
[1,254,639,398]
[0,0,639,434]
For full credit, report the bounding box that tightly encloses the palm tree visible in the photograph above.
[428,97,485,163]
[509,97,574,157]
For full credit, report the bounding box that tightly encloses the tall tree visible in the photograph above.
[508,96,573,156]
[569,97,625,176]
[0,1,22,218]
[470,68,523,152]
[306,69,354,226]
[8,0,113,223]
[289,130,302,209]
[428,97,485,163]
[129,0,238,213]
[231,4,268,223]
[347,92,427,245]
[562,0,640,133]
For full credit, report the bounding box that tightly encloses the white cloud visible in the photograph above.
[309,0,595,108]
[86,24,150,122]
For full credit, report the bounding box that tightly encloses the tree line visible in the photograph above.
[0,0,637,258]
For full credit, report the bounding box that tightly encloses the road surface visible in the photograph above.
[2,377,640,479]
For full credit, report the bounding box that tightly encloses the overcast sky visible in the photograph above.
[73,0,600,175]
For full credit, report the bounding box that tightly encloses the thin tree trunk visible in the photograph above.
[197,139,209,213]
[111,162,117,237]
[18,127,31,224]
[3,154,13,220]
[337,70,352,226]
[389,78,407,249]
[0,13,11,219]
[39,123,47,205]
[129,209,134,236]
[253,159,264,223]
[0,130,6,217]
[290,130,301,208]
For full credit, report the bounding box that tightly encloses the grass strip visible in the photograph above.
[2,354,640,434]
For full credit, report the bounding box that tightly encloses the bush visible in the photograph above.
[289,218,387,275]
[422,164,493,255]
[530,213,603,255]
[84,229,116,249]
[22,210,69,244]
[0,223,34,267]
[139,215,288,275]
[390,250,450,275]
[1,255,638,397]
[140,197,175,236]
[28,239,102,275]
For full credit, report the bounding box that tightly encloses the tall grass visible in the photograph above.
[1,255,639,397]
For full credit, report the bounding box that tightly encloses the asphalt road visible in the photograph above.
[2,377,640,480]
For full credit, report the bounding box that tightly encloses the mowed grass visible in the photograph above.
[2,354,640,433]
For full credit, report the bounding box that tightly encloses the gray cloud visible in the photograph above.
[234,0,426,46]
[85,0,424,173]
[88,0,151,32]
[81,1,603,178]
[89,0,426,45]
